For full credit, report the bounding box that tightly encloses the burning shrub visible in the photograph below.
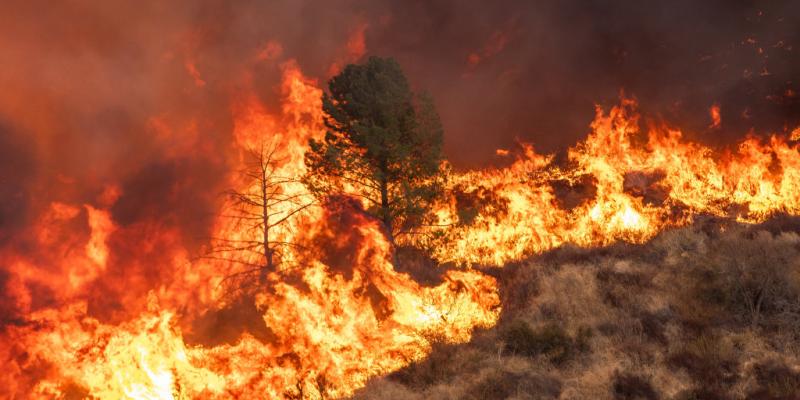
[622,170,668,207]
[549,173,597,211]
[451,184,510,226]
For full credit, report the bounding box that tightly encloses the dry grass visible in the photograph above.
[351,217,800,399]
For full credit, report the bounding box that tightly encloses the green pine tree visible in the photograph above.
[304,56,444,244]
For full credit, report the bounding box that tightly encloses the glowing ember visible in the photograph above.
[709,103,721,129]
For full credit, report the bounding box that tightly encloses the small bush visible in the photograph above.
[596,265,655,312]
[672,387,731,400]
[498,262,541,316]
[668,334,738,390]
[748,360,800,399]
[612,372,659,400]
[501,320,591,365]
[686,230,800,329]
[465,371,561,400]
[597,268,652,288]
[465,371,520,400]
[638,311,668,345]
[620,340,656,365]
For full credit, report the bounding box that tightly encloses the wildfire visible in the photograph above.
[428,98,800,266]
[3,62,800,400]
[0,62,499,399]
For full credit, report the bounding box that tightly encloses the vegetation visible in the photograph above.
[352,216,800,399]
[206,141,313,289]
[304,57,444,243]
[500,320,591,365]
[612,373,658,400]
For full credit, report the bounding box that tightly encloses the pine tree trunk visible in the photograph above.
[380,178,393,245]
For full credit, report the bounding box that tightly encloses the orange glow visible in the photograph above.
[1,62,499,399]
[2,5,800,399]
[425,98,800,266]
[5,86,800,397]
[709,103,721,128]
[185,60,207,87]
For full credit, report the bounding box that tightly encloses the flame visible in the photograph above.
[1,61,499,399]
[427,98,800,266]
[3,55,800,398]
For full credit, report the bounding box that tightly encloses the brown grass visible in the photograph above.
[351,217,800,399]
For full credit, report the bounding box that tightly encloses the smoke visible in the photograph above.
[0,123,37,245]
[2,0,798,196]
[366,0,800,166]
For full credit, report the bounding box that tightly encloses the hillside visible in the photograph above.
[353,216,800,400]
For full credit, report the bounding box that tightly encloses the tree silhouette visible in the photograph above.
[304,57,444,244]
[205,140,314,293]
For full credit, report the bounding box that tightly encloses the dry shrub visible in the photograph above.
[612,372,659,400]
[672,387,732,400]
[619,339,657,367]
[501,320,591,366]
[531,263,612,328]
[597,267,653,289]
[674,229,800,331]
[586,258,666,322]
[355,218,800,400]
[650,225,708,266]
[703,230,800,329]
[668,333,739,391]
[390,340,483,389]
[747,360,800,399]
[637,311,668,345]
[752,214,800,236]
[464,370,561,400]
[499,261,542,316]
[350,379,421,400]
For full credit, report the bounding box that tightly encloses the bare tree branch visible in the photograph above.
[199,138,314,294]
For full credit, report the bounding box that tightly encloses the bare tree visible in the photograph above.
[204,140,314,292]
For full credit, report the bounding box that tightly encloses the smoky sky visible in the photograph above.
[367,0,800,166]
[0,0,799,229]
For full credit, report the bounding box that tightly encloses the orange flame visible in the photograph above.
[0,61,499,399]
[3,59,800,399]
[427,98,800,266]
